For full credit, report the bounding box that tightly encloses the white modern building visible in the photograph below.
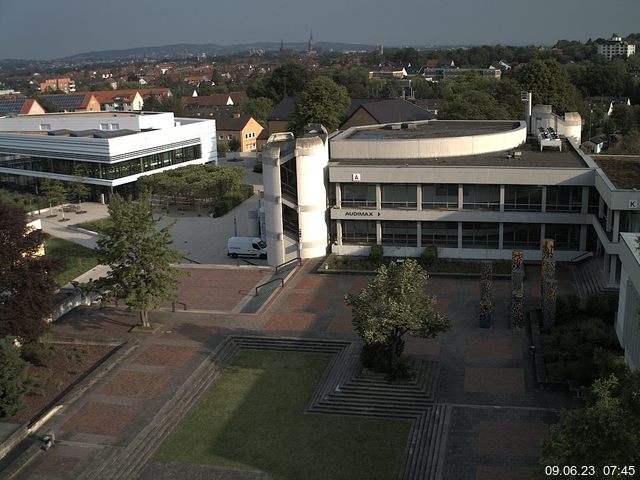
[0,111,217,199]
[597,34,636,60]
[262,105,640,368]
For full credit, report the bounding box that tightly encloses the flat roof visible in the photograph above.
[344,120,521,140]
[594,156,640,189]
[330,139,589,169]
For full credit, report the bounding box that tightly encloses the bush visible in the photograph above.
[420,246,438,269]
[556,295,580,324]
[370,245,384,265]
[21,341,51,366]
[0,337,28,417]
[253,162,263,173]
[586,294,617,324]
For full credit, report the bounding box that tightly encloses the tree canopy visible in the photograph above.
[516,59,579,112]
[91,192,183,328]
[346,259,450,376]
[288,76,350,134]
[0,336,28,417]
[0,201,57,342]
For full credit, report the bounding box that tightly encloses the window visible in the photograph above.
[503,223,541,249]
[100,123,109,130]
[218,135,223,140]
[341,184,376,208]
[342,220,377,245]
[504,186,542,211]
[546,186,582,212]
[39,124,51,131]
[463,185,500,210]
[111,123,119,130]
[381,184,417,209]
[421,222,458,247]
[461,222,499,248]
[422,184,458,209]
[228,135,233,140]
[381,221,417,246]
[545,224,580,250]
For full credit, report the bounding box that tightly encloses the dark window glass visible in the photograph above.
[381,184,417,209]
[342,220,377,245]
[463,185,500,210]
[503,223,541,249]
[504,186,542,211]
[341,184,376,208]
[461,222,500,248]
[421,222,458,247]
[546,186,582,212]
[381,221,417,246]
[422,184,458,209]
[545,224,580,250]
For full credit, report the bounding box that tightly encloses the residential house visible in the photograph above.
[340,98,436,129]
[92,90,144,111]
[40,93,101,112]
[597,34,636,60]
[0,98,45,116]
[216,115,263,152]
[587,96,632,118]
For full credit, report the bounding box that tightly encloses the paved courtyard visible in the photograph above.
[11,262,578,480]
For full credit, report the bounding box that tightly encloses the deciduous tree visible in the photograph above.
[91,192,183,328]
[0,201,57,342]
[0,336,28,417]
[346,259,450,377]
[288,76,350,134]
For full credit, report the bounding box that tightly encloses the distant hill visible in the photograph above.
[62,42,379,61]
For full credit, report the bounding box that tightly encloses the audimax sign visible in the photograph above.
[344,211,381,217]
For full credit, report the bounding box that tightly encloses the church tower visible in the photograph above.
[308,30,315,53]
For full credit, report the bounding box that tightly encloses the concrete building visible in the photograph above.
[597,34,636,60]
[39,77,76,94]
[0,111,216,200]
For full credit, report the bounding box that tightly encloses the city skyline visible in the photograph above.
[0,0,639,60]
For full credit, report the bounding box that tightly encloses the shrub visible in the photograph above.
[21,341,52,366]
[556,295,580,324]
[420,246,438,269]
[253,163,263,173]
[586,294,617,324]
[0,337,29,417]
[370,245,384,265]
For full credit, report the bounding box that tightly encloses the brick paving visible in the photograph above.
[13,261,581,480]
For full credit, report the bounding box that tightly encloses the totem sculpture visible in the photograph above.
[511,250,525,329]
[479,260,493,328]
[541,239,557,328]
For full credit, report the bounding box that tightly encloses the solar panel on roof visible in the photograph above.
[42,94,84,110]
[0,99,26,115]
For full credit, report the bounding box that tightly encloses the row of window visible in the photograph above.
[339,221,581,250]
[339,184,597,213]
[0,145,201,181]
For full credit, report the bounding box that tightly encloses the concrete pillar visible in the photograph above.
[541,186,547,213]
[581,186,589,214]
[499,185,505,213]
[579,224,587,251]
[606,206,612,232]
[335,183,341,208]
[416,184,422,211]
[499,223,504,250]
[416,222,422,249]
[262,145,285,266]
[376,184,382,210]
[598,196,604,219]
[336,220,342,246]
[458,222,463,249]
[603,252,610,277]
[458,184,464,210]
[613,210,620,241]
[616,268,629,344]
[609,254,618,287]
[376,221,382,245]
[540,224,545,252]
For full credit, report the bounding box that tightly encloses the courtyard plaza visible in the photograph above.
[7,258,579,480]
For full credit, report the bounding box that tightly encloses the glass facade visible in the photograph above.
[381,221,417,246]
[381,184,417,209]
[503,223,541,249]
[422,184,458,209]
[504,186,542,211]
[463,185,500,210]
[0,145,201,181]
[545,224,580,250]
[461,222,500,248]
[342,220,377,245]
[546,186,582,212]
[280,159,297,200]
[341,184,376,208]
[421,222,458,247]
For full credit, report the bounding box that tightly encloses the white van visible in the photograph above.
[227,237,267,259]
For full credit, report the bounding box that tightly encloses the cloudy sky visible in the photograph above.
[1,0,639,59]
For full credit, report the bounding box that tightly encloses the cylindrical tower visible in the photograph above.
[262,145,285,266]
[295,136,329,259]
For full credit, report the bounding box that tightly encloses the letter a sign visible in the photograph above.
[352,173,361,182]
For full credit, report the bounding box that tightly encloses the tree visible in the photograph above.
[288,76,350,134]
[0,201,57,342]
[68,165,90,210]
[0,336,28,417]
[263,64,313,103]
[91,192,183,328]
[516,59,580,113]
[40,179,68,217]
[333,66,370,98]
[228,138,241,152]
[346,259,451,377]
[238,96,273,127]
[540,372,640,475]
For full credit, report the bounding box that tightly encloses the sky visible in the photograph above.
[0,0,639,60]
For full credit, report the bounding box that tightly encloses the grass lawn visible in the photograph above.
[155,350,412,480]
[76,217,112,235]
[45,236,99,286]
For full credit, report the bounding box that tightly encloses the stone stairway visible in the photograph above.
[572,257,619,299]
[76,335,449,480]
